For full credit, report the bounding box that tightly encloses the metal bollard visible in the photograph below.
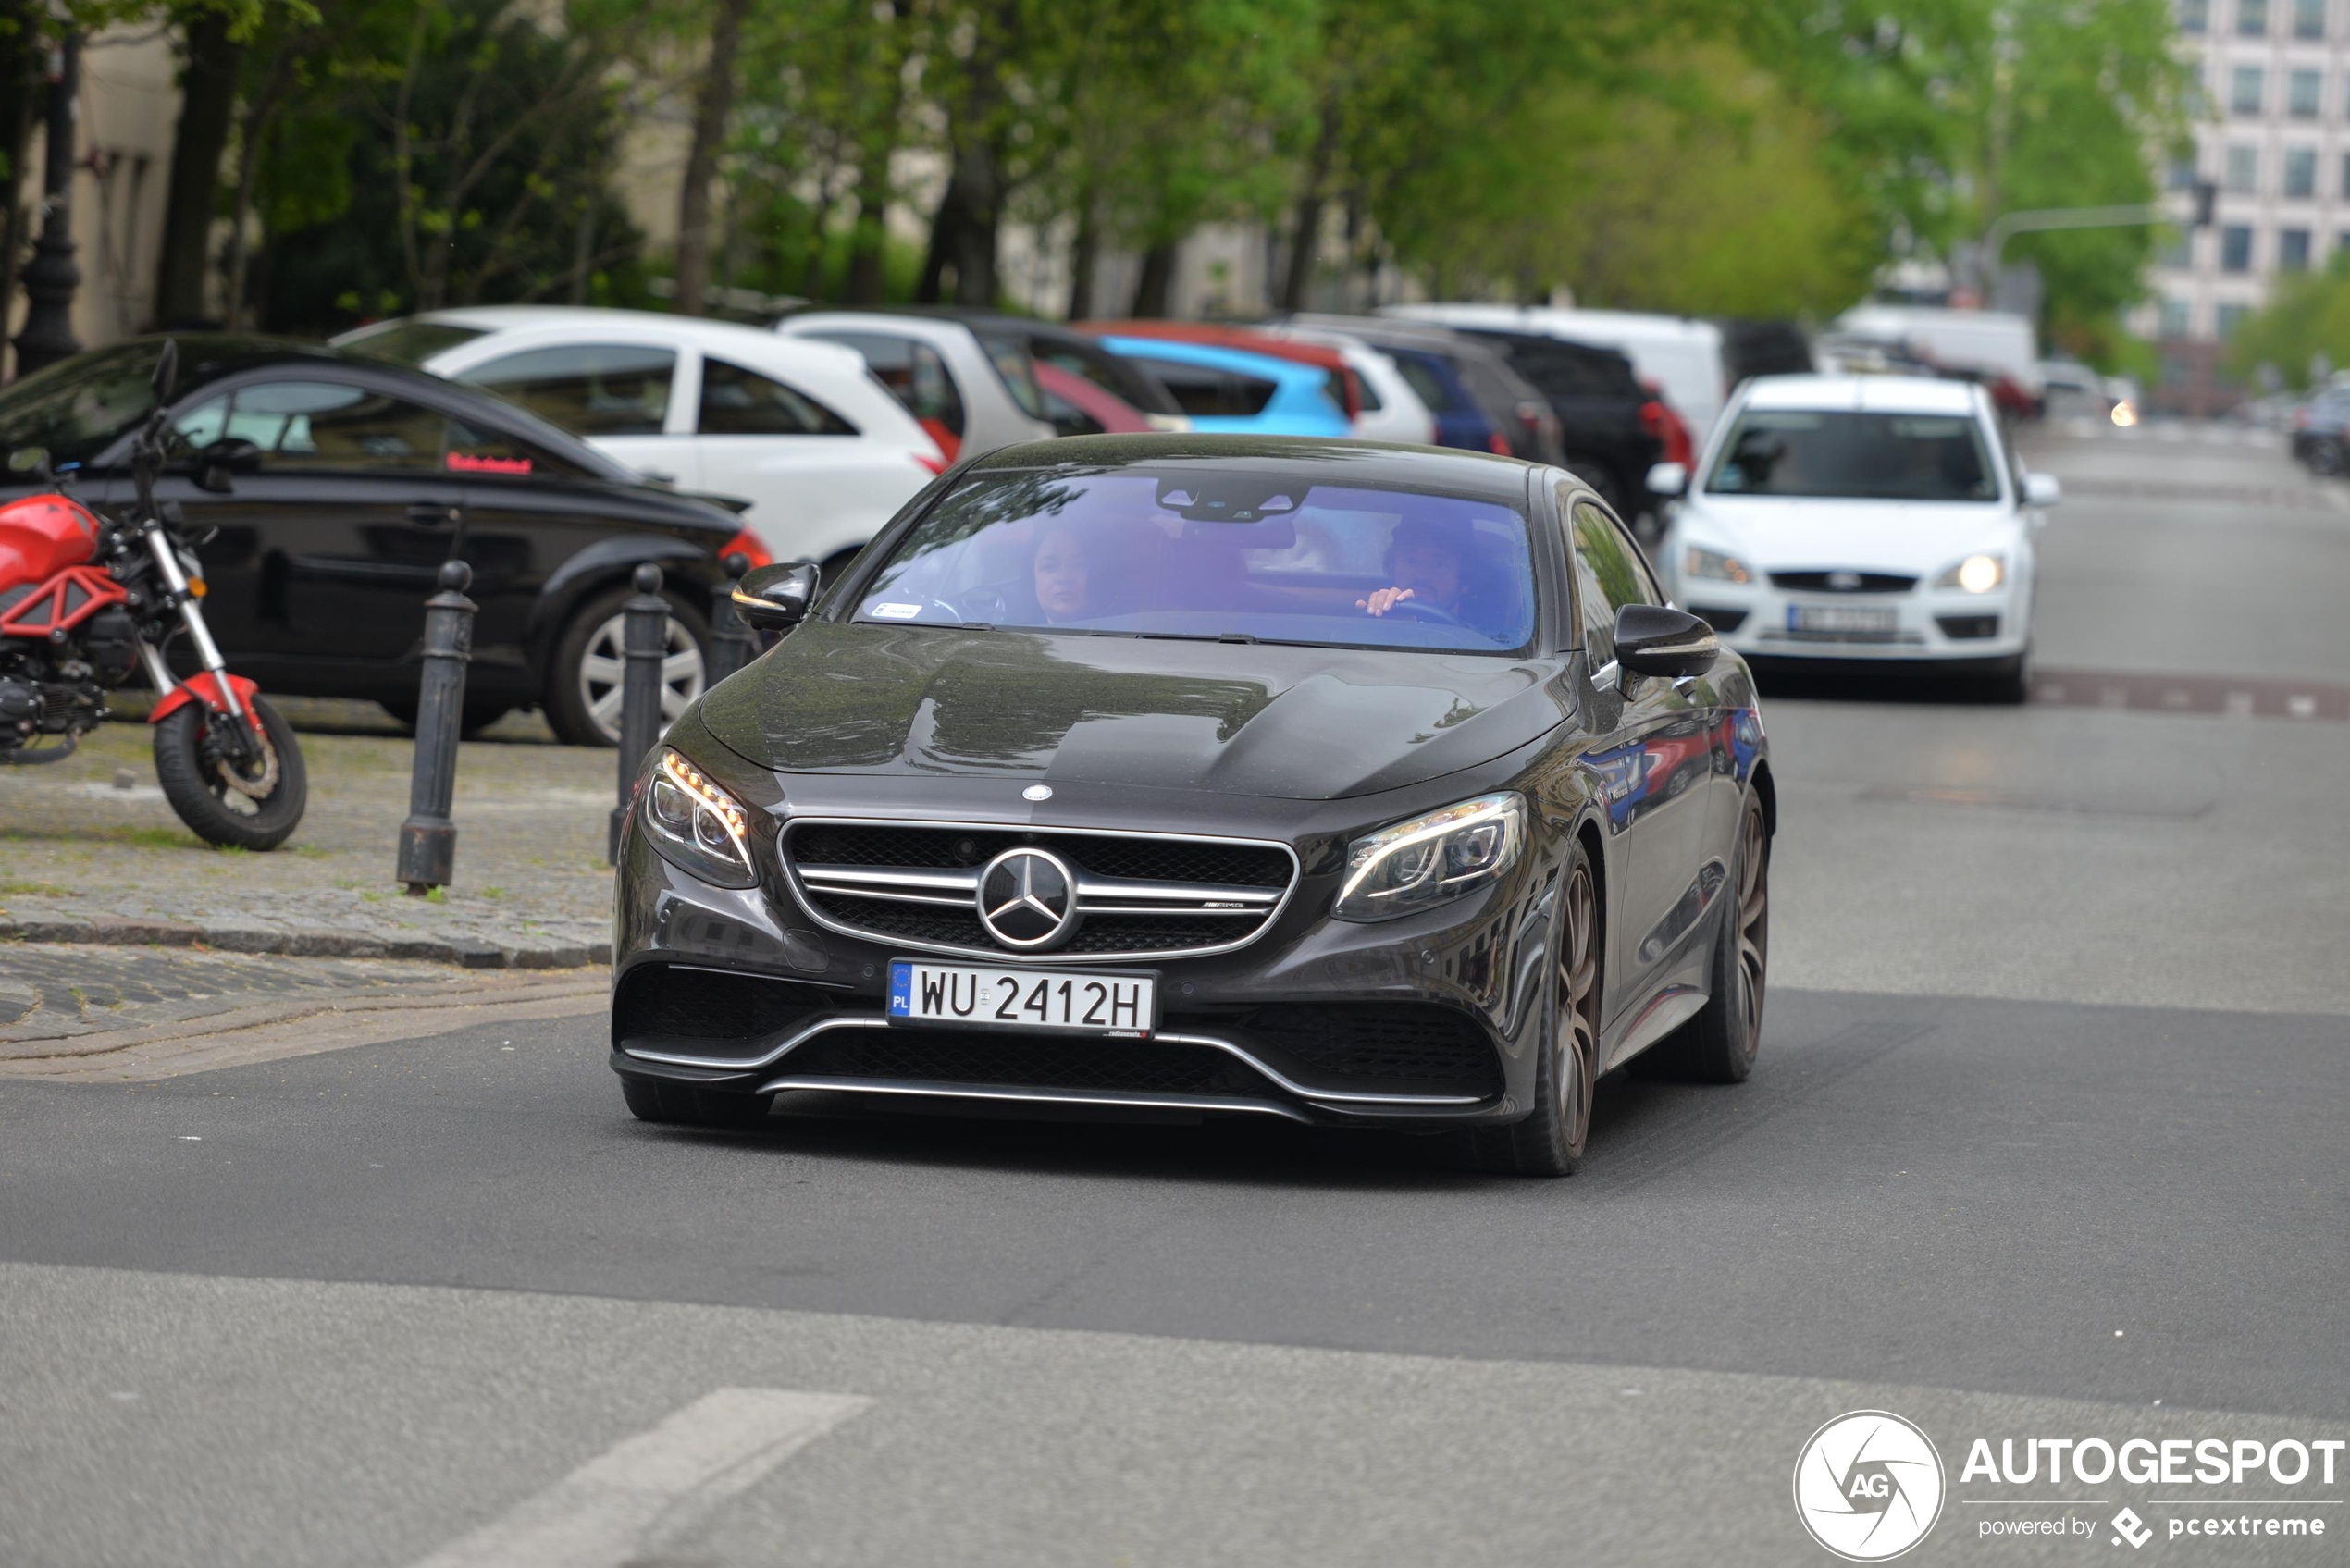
[704,550,756,684]
[608,563,671,864]
[396,560,476,895]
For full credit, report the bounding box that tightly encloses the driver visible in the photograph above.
[1359,516,1493,625]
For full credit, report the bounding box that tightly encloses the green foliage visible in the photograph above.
[2227,253,2350,389]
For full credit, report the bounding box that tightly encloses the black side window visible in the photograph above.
[1568,495,1656,661]
[172,381,446,472]
[697,357,857,437]
[456,344,674,438]
[807,332,965,438]
[1133,357,1275,417]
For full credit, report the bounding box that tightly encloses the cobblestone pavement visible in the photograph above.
[1,702,618,969]
[0,944,607,1080]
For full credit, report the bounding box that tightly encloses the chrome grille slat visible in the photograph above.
[780,818,1300,963]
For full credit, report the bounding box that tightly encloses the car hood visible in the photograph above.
[1681,496,2022,573]
[699,622,1573,801]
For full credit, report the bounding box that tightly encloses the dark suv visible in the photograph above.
[1432,326,1661,519]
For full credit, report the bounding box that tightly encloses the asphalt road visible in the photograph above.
[3,422,2345,1567]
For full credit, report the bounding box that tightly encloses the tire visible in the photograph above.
[1634,792,1768,1083]
[2310,439,2344,477]
[543,584,711,747]
[1981,647,2031,706]
[377,695,515,737]
[1464,843,1602,1177]
[153,692,308,851]
[621,1076,773,1129]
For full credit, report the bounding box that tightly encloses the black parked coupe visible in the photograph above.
[0,336,750,744]
[610,436,1774,1174]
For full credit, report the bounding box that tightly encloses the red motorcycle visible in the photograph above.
[0,340,306,848]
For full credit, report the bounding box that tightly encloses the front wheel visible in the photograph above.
[1635,792,1767,1082]
[153,693,308,850]
[544,585,711,747]
[1465,844,1602,1176]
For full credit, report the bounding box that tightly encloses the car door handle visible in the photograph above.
[407,502,461,525]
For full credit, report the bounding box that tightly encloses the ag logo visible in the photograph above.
[1793,1410,1946,1561]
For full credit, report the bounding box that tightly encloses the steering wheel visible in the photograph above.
[1375,595,1465,628]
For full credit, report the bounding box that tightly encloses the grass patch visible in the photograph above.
[479,884,506,900]
[0,879,74,898]
[425,885,446,904]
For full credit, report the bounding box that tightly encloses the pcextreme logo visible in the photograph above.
[1794,1410,1948,1561]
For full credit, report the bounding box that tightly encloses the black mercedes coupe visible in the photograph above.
[610,436,1774,1174]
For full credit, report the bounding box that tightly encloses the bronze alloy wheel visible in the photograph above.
[1555,858,1602,1159]
[1732,794,1769,1059]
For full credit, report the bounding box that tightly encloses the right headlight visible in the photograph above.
[1335,791,1526,922]
[1934,553,2005,594]
[1684,545,1753,584]
[641,747,757,888]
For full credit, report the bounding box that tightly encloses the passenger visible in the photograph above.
[1031,523,1095,624]
[1357,516,1519,640]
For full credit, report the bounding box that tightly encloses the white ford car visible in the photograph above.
[1649,375,2057,701]
[337,308,945,581]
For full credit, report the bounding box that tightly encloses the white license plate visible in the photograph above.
[1787,603,1898,636]
[887,959,1156,1036]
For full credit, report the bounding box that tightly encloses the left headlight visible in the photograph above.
[1935,553,2005,594]
[1335,791,1526,922]
[641,747,757,888]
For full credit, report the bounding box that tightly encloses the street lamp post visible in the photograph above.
[12,31,82,378]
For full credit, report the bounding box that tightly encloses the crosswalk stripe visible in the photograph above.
[404,1388,872,1568]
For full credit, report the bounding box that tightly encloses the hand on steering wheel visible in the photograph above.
[1357,586,1463,626]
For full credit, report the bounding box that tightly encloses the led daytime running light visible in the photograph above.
[660,751,748,848]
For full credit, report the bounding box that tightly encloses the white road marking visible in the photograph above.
[2288,694,2317,718]
[404,1388,871,1568]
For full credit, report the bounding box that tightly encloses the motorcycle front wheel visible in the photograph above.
[154,693,308,850]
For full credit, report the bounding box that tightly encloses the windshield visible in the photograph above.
[0,341,166,466]
[853,469,1536,654]
[1705,409,2001,502]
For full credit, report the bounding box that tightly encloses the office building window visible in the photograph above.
[2295,0,2326,36]
[2159,298,2194,337]
[2181,0,2210,29]
[2167,155,2198,191]
[2232,65,2265,115]
[2227,144,2261,192]
[2240,0,2270,32]
[2221,225,2255,271]
[2218,302,2250,339]
[2159,229,2195,268]
[2286,147,2319,196]
[2282,228,2313,270]
[2291,69,2323,117]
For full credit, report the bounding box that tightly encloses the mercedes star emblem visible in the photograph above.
[976,847,1080,950]
[1024,784,1053,801]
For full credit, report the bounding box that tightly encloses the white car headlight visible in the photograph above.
[1684,545,1753,584]
[1335,792,1526,922]
[1936,554,2005,594]
[642,747,757,887]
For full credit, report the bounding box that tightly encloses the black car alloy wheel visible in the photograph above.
[546,585,711,747]
[1470,845,1601,1177]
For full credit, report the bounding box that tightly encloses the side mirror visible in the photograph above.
[731,561,819,631]
[1645,461,1689,499]
[2022,472,2061,509]
[195,437,263,493]
[1613,602,1718,679]
[7,446,51,482]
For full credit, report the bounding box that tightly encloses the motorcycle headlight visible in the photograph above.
[641,747,757,888]
[1335,791,1526,922]
[1935,553,2005,594]
[1684,545,1752,584]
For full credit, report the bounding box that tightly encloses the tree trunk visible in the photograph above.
[946,138,1001,307]
[1064,188,1097,321]
[841,0,909,306]
[915,167,967,304]
[1129,239,1178,317]
[153,8,242,327]
[1280,95,1342,312]
[0,4,40,368]
[672,0,750,317]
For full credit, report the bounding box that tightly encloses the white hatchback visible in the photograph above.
[336,307,945,577]
[1650,375,2057,700]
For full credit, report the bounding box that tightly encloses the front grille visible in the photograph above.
[613,965,838,1057]
[1770,571,1916,594]
[785,820,1297,961]
[1688,604,1749,633]
[1183,1003,1503,1096]
[782,1029,1264,1096]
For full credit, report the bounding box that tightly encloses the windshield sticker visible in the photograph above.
[870,601,923,619]
[446,451,531,475]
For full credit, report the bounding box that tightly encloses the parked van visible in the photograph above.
[1382,304,1731,443]
[1834,305,2042,407]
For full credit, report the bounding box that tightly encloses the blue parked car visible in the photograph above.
[1095,337,1352,437]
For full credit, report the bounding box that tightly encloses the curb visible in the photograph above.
[0,916,610,970]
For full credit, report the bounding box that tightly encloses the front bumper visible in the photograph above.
[1676,577,2029,664]
[608,768,1555,1130]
